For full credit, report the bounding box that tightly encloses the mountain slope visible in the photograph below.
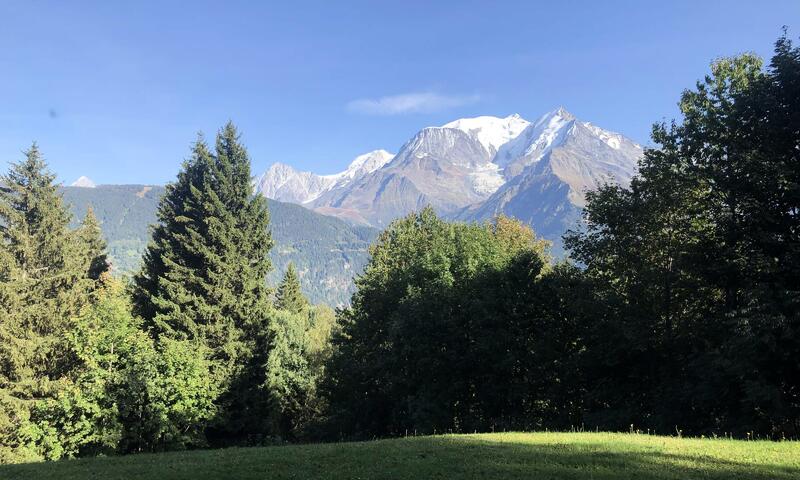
[62,184,161,273]
[266,200,378,306]
[61,108,641,304]
[61,185,377,306]
[310,126,503,226]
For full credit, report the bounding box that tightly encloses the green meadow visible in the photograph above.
[1,432,797,480]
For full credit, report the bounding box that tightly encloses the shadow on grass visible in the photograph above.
[0,434,797,480]
[421,436,799,480]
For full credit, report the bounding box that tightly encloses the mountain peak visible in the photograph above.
[493,108,580,169]
[322,149,395,182]
[346,149,394,172]
[256,150,395,205]
[544,106,576,122]
[70,176,96,188]
[442,114,531,152]
[268,162,298,173]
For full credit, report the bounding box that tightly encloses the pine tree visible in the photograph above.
[275,263,309,314]
[76,207,109,281]
[131,123,274,443]
[0,144,104,462]
[133,125,273,352]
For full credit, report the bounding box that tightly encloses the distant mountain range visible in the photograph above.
[64,107,642,305]
[61,185,377,306]
[253,108,642,244]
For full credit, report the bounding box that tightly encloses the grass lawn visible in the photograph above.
[0,432,797,480]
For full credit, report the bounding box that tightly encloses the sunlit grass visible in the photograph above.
[1,432,797,480]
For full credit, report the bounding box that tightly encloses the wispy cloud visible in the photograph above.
[346,92,480,115]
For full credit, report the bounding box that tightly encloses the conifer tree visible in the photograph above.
[131,123,274,442]
[275,263,309,313]
[133,125,273,352]
[76,207,109,280]
[0,144,104,462]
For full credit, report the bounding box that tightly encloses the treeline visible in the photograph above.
[324,36,800,439]
[0,126,335,462]
[562,39,800,437]
[0,35,798,464]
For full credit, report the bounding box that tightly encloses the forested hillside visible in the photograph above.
[61,185,378,306]
[60,185,161,274]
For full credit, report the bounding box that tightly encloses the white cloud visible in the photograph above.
[346,92,480,115]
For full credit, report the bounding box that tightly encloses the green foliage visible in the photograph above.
[324,208,554,437]
[131,123,274,445]
[565,35,800,436]
[14,281,218,460]
[0,145,106,462]
[116,336,217,453]
[266,310,316,438]
[268,265,336,439]
[274,263,309,314]
[35,282,136,459]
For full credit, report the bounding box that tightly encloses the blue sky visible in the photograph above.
[1,1,797,185]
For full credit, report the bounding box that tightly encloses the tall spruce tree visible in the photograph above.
[0,144,106,462]
[274,263,309,314]
[131,123,274,443]
[76,207,109,281]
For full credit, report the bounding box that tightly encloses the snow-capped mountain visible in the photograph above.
[308,122,509,226]
[323,149,395,185]
[457,109,642,240]
[253,150,393,205]
[443,113,530,154]
[255,108,642,244]
[70,176,96,188]
[253,163,334,204]
[495,107,575,172]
